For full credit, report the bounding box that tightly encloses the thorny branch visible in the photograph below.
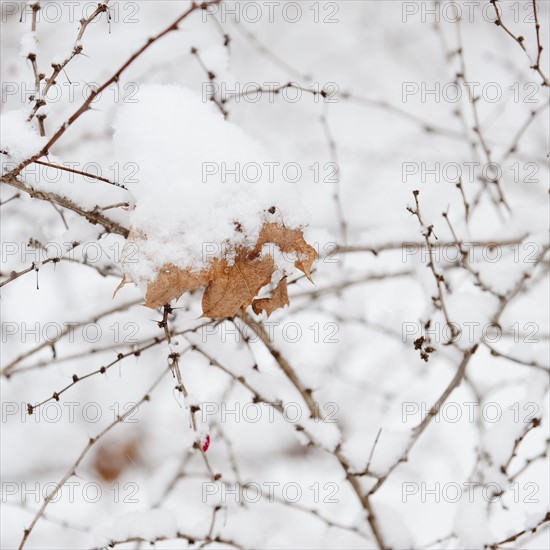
[18,367,171,549]
[2,1,548,548]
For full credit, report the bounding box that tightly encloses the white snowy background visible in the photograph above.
[1,1,549,549]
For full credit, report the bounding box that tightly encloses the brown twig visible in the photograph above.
[490,0,549,87]
[91,532,243,550]
[2,299,141,377]
[29,1,112,127]
[320,106,347,245]
[31,159,127,189]
[18,367,170,549]
[485,511,549,549]
[0,173,130,237]
[408,190,456,341]
[482,340,550,372]
[11,0,221,177]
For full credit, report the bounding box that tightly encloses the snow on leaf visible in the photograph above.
[112,85,308,282]
[135,223,315,318]
[251,222,317,282]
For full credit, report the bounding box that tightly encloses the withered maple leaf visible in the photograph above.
[202,252,275,318]
[251,223,317,281]
[252,277,289,317]
[144,264,209,309]
[123,222,316,318]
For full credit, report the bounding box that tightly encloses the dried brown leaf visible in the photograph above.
[252,223,317,281]
[94,437,140,482]
[202,252,275,318]
[252,277,289,317]
[144,264,209,309]
[133,222,315,318]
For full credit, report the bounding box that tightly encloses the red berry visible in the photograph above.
[201,434,210,452]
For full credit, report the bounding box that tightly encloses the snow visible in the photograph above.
[445,291,501,349]
[294,415,341,451]
[93,509,177,547]
[0,110,46,166]
[113,84,308,282]
[453,489,495,550]
[20,31,37,57]
[342,429,411,476]
[1,1,548,549]
[376,502,414,549]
